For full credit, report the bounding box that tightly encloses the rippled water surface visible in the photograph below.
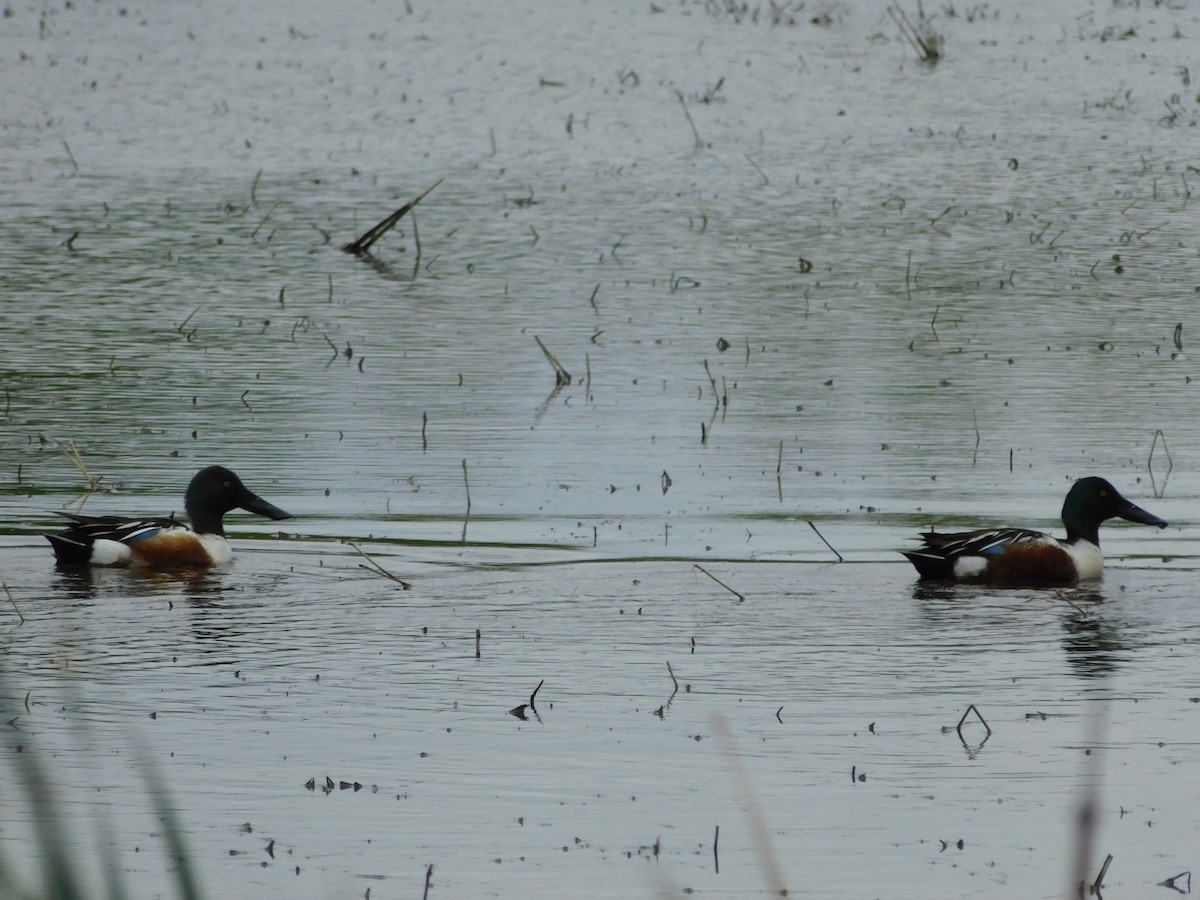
[3,1,1200,897]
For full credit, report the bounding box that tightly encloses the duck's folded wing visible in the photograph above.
[53,512,183,544]
[916,527,1050,558]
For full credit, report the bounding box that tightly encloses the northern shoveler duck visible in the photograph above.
[902,477,1167,585]
[45,466,293,567]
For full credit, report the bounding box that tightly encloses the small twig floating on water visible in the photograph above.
[343,178,443,257]
[806,520,843,562]
[533,335,571,387]
[347,542,412,590]
[693,564,745,601]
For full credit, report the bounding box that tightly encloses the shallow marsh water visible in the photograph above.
[2,1,1200,897]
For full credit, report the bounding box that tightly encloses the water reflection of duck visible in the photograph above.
[45,466,292,568]
[902,477,1166,585]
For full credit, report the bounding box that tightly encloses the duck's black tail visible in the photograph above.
[45,533,91,566]
[901,550,954,581]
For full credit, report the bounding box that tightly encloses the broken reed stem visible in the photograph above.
[693,564,745,601]
[347,542,412,589]
[675,90,703,150]
[177,303,203,334]
[666,661,679,691]
[956,704,992,737]
[972,409,981,466]
[529,678,544,709]
[410,209,422,277]
[1092,853,1114,895]
[744,152,769,186]
[421,411,428,451]
[1148,429,1173,497]
[343,178,443,256]
[422,864,434,900]
[702,360,720,414]
[60,438,101,508]
[806,520,844,562]
[533,335,572,386]
[475,628,481,659]
[3,583,24,625]
[461,458,471,542]
[251,198,282,241]
[62,139,79,173]
[713,824,720,873]
[888,2,940,62]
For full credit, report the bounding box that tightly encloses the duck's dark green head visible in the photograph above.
[185,466,293,536]
[1062,476,1167,546]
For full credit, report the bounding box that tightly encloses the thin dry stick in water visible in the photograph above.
[533,335,571,387]
[972,409,981,466]
[343,178,443,256]
[461,459,472,542]
[1148,429,1172,497]
[675,90,703,149]
[693,564,745,601]
[956,704,992,738]
[807,520,843,562]
[3,583,24,625]
[347,542,412,589]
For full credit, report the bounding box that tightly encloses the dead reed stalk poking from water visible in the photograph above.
[675,90,704,149]
[806,520,843,562]
[1148,429,1172,497]
[347,542,412,589]
[461,459,471,542]
[533,336,572,387]
[60,438,102,508]
[693,564,745,601]
[972,409,981,466]
[3,583,24,625]
[343,178,443,256]
[956,704,991,738]
[888,1,942,63]
[422,864,433,900]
